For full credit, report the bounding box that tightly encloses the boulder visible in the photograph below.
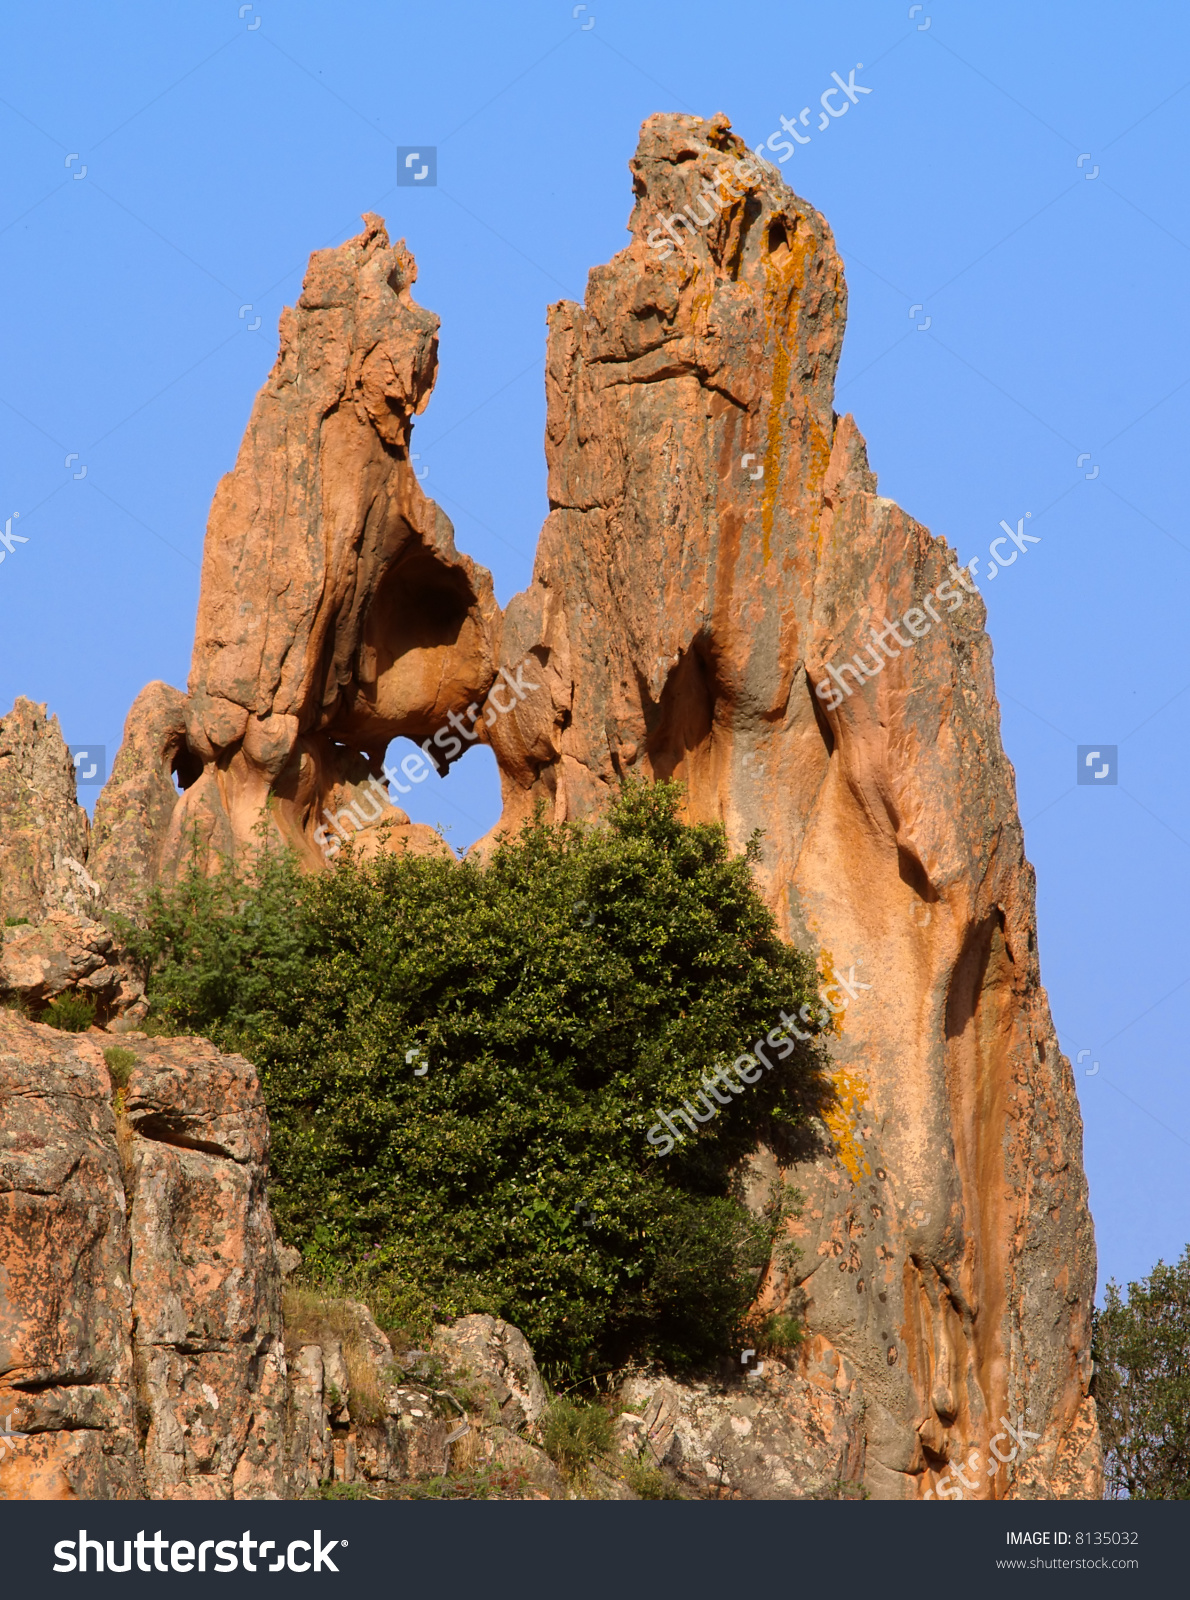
[0,912,146,1024]
[618,1336,865,1500]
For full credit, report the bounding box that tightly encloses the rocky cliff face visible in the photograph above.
[32,112,1098,1499]
[1,1011,863,1502]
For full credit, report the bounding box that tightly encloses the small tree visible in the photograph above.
[1094,1246,1190,1499]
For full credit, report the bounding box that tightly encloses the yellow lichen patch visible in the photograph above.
[685,263,714,333]
[817,948,845,1039]
[806,407,833,548]
[823,1064,873,1187]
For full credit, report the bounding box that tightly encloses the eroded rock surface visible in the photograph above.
[283,1301,564,1499]
[141,214,499,878]
[0,1015,284,1499]
[89,682,191,918]
[0,912,146,1025]
[123,1036,287,1499]
[0,699,93,923]
[0,1014,140,1499]
[618,1335,865,1500]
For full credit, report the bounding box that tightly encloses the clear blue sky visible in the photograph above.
[1,0,1186,1300]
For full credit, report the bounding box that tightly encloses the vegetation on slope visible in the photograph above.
[124,779,829,1376]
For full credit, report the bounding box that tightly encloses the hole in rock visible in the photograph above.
[381,735,503,856]
[171,742,203,794]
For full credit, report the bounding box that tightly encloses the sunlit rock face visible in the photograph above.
[483,112,1099,1500]
[120,214,500,880]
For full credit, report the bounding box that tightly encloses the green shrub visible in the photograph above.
[748,1311,804,1357]
[43,991,96,1032]
[133,780,831,1377]
[540,1398,615,1477]
[622,1451,683,1499]
[3,916,29,927]
[103,1046,138,1088]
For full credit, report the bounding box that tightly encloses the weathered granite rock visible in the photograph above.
[0,912,146,1024]
[89,681,191,917]
[0,1013,141,1498]
[122,1036,287,1499]
[617,1335,865,1499]
[0,699,93,923]
[480,112,1098,1499]
[80,112,1099,1499]
[149,213,499,878]
[0,1014,286,1500]
[431,1313,549,1432]
[284,1303,563,1499]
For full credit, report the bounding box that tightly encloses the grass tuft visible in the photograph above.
[283,1284,389,1426]
[103,1046,138,1088]
[539,1398,615,1481]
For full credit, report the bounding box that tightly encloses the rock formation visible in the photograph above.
[0,1014,286,1498]
[0,913,146,1025]
[88,681,193,918]
[15,111,1098,1499]
[157,214,496,876]
[483,111,1099,1500]
[0,699,94,923]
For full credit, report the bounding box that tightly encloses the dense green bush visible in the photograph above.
[127,780,829,1375]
